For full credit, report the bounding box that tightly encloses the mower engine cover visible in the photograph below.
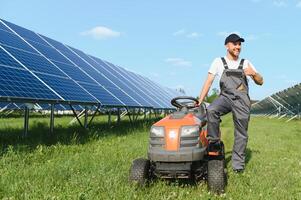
[148,106,208,162]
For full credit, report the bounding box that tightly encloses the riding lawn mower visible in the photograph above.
[129,96,227,193]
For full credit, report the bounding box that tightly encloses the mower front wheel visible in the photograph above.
[129,158,150,186]
[207,158,226,194]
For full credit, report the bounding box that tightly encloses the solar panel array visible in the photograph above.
[0,18,180,109]
[251,83,301,119]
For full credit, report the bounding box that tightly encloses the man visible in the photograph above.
[198,33,263,173]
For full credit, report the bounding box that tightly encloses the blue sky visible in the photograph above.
[1,0,301,100]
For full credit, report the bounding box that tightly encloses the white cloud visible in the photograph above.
[246,34,259,41]
[165,58,192,67]
[81,26,121,40]
[217,31,241,37]
[273,0,287,7]
[173,29,202,39]
[297,1,301,7]
[173,29,186,36]
[186,32,202,38]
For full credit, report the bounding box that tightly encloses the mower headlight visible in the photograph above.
[150,126,165,137]
[180,126,199,137]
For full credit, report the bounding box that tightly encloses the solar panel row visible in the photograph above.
[251,83,301,117]
[0,18,181,109]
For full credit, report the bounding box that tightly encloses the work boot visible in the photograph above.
[208,141,222,153]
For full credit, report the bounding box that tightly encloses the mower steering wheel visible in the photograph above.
[171,96,199,109]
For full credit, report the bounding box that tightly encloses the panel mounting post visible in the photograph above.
[117,108,121,123]
[50,104,55,134]
[108,109,111,125]
[23,106,29,137]
[84,107,88,129]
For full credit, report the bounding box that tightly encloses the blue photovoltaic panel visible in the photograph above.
[102,62,167,108]
[0,22,13,33]
[29,41,70,64]
[4,25,122,106]
[64,48,147,107]
[112,65,170,108]
[87,57,153,107]
[1,20,97,104]
[0,47,24,69]
[135,73,172,108]
[39,34,72,54]
[103,62,161,108]
[1,18,178,108]
[99,62,165,108]
[0,65,59,100]
[79,82,123,106]
[37,35,129,106]
[49,45,140,107]
[0,29,37,53]
[3,45,66,76]
[51,60,95,84]
[36,73,96,103]
[137,74,174,106]
[1,19,49,46]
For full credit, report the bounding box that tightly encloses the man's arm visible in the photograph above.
[198,73,215,104]
[244,63,264,85]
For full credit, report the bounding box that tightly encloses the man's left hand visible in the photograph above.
[244,64,256,77]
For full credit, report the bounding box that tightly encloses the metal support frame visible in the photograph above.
[88,104,101,127]
[126,107,133,124]
[50,104,55,134]
[117,108,121,123]
[143,108,147,120]
[84,107,88,129]
[70,104,84,128]
[23,106,29,137]
[108,109,111,125]
[125,108,142,124]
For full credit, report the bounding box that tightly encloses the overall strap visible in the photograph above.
[221,57,228,69]
[238,58,245,69]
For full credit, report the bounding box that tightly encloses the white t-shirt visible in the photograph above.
[209,57,257,82]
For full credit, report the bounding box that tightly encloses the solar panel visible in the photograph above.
[102,61,161,108]
[0,19,97,104]
[2,19,49,46]
[0,28,37,53]
[87,57,153,107]
[25,32,133,107]
[46,44,141,107]
[0,18,178,109]
[3,45,66,76]
[102,63,167,108]
[0,64,60,101]
[251,83,301,118]
[127,71,172,108]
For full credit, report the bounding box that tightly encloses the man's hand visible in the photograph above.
[244,64,256,76]
[244,63,264,85]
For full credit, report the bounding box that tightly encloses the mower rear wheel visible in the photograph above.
[129,158,150,186]
[207,159,226,194]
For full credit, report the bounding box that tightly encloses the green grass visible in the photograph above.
[0,114,301,199]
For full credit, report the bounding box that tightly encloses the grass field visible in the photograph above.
[0,114,301,199]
